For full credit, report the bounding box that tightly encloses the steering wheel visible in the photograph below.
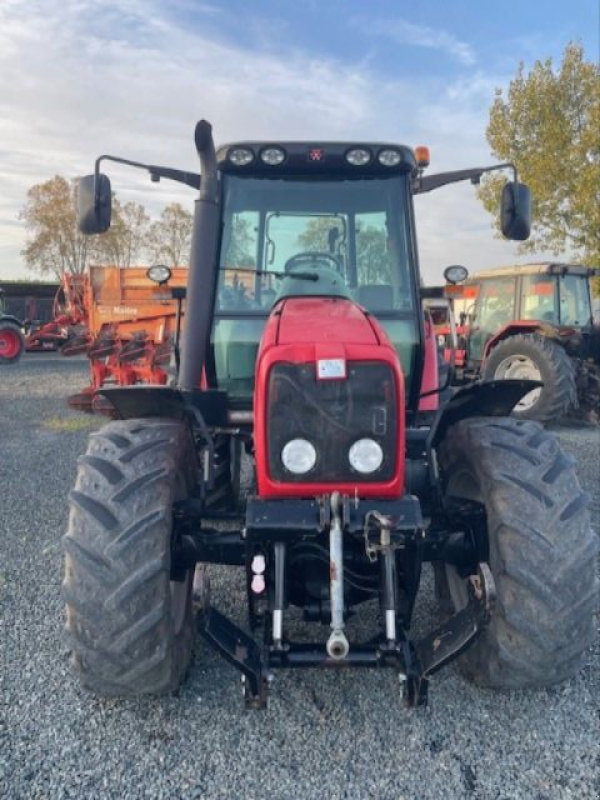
[284,251,341,275]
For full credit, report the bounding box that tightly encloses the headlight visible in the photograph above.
[260,147,286,166]
[228,147,254,166]
[346,148,372,166]
[146,265,172,284]
[349,438,383,474]
[378,149,402,167]
[281,439,317,475]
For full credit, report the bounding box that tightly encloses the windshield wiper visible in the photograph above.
[218,267,319,282]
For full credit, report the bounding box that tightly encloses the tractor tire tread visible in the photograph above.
[484,333,578,423]
[63,418,197,696]
[438,416,598,688]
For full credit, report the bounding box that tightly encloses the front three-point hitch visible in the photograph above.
[185,494,496,710]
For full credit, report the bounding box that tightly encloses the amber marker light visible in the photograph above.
[414,145,430,168]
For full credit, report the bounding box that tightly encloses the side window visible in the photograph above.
[520,275,557,322]
[354,212,407,312]
[477,278,516,331]
[218,211,261,310]
[469,277,516,360]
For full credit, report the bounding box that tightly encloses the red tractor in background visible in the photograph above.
[451,263,600,422]
[61,121,598,709]
[0,288,26,364]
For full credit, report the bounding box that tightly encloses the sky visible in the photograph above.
[0,0,598,285]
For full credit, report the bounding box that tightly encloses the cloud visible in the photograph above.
[353,16,477,66]
[0,0,544,284]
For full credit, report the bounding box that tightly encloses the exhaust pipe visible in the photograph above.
[326,492,349,660]
[179,120,220,393]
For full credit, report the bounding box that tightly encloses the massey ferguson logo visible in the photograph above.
[308,148,325,162]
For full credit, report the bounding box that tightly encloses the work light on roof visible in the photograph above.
[378,149,402,167]
[228,147,254,166]
[260,147,286,166]
[346,148,372,166]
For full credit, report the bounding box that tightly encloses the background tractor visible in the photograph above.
[454,263,600,422]
[61,122,598,709]
[0,288,26,364]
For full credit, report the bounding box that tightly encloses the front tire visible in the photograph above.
[63,418,197,695]
[0,322,25,364]
[436,416,598,688]
[484,333,577,422]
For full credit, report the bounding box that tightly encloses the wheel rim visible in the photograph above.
[0,329,21,359]
[493,354,542,412]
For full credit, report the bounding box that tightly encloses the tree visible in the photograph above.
[298,216,390,282]
[19,176,91,278]
[478,43,600,267]
[148,203,193,266]
[19,176,151,276]
[97,199,150,267]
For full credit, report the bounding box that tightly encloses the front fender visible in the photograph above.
[429,379,542,449]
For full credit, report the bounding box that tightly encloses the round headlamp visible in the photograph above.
[346,148,372,166]
[349,438,383,474]
[378,149,402,167]
[228,147,254,167]
[281,439,317,475]
[260,147,286,166]
[146,265,172,284]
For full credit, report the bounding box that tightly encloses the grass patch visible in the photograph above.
[43,416,102,432]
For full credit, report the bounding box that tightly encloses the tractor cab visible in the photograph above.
[211,142,422,408]
[465,263,596,363]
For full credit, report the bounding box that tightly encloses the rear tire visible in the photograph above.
[484,333,577,423]
[63,418,197,695]
[436,416,598,688]
[0,322,25,364]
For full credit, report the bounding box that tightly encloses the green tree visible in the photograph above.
[298,216,390,281]
[479,42,600,267]
[148,202,193,266]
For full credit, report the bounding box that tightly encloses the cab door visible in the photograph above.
[468,277,516,362]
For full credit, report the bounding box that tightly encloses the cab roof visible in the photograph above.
[216,141,417,177]
[469,262,596,280]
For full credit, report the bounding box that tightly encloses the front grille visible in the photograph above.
[267,361,397,482]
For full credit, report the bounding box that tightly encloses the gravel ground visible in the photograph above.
[1,354,598,800]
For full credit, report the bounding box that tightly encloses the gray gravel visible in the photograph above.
[1,354,598,800]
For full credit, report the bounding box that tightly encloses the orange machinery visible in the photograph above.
[67,265,188,411]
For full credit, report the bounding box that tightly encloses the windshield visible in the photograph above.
[216,175,416,314]
[558,274,592,326]
[520,273,592,326]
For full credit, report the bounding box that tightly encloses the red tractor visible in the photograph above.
[452,264,600,422]
[0,288,26,364]
[62,122,598,708]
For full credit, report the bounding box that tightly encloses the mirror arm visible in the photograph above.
[412,162,517,194]
[93,155,201,205]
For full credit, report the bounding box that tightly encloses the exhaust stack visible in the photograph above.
[179,120,220,392]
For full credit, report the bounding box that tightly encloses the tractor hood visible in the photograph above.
[272,297,381,348]
[253,295,405,499]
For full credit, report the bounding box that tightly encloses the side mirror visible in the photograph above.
[501,181,531,241]
[443,264,469,284]
[78,174,112,235]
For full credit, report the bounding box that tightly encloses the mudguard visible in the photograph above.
[428,379,542,449]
